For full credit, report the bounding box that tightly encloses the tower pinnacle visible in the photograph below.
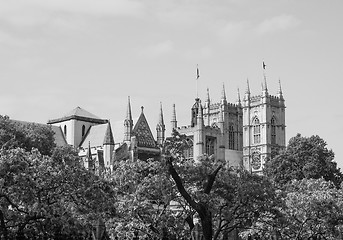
[171,103,177,131]
[221,83,227,104]
[124,96,133,142]
[278,79,284,100]
[237,88,241,106]
[156,102,166,145]
[126,96,132,121]
[262,61,268,95]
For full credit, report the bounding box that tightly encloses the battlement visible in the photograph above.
[206,102,241,110]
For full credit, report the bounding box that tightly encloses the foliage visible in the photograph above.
[0,147,116,239]
[264,133,342,187]
[0,115,56,156]
[245,178,343,239]
[108,158,186,239]
[162,130,278,240]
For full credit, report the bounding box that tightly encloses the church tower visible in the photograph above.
[242,72,286,173]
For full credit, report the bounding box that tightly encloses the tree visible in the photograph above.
[0,147,116,239]
[264,133,343,187]
[162,130,278,240]
[108,158,185,239]
[247,178,343,239]
[0,115,56,156]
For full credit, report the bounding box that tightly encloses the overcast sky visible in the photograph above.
[1,0,342,167]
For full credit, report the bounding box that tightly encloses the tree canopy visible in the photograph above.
[162,130,278,240]
[0,115,56,156]
[264,133,342,187]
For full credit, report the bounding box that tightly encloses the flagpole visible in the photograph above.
[196,64,199,99]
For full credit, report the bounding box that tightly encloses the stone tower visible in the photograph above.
[242,77,286,174]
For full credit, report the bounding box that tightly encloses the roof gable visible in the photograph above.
[65,106,101,119]
[80,123,114,148]
[132,111,157,148]
[103,122,115,145]
[48,107,108,124]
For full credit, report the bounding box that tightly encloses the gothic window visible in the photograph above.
[253,118,260,144]
[183,137,193,160]
[271,117,276,144]
[64,125,67,137]
[205,136,216,156]
[82,125,86,137]
[229,125,235,150]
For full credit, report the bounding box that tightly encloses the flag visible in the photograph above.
[263,61,266,70]
[196,65,200,79]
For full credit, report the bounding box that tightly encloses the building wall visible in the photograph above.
[51,120,97,147]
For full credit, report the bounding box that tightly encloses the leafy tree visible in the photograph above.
[108,158,185,239]
[0,147,116,239]
[162,130,278,240]
[264,133,343,187]
[0,115,56,156]
[246,178,343,239]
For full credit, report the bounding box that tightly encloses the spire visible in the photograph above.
[158,102,164,126]
[245,79,250,94]
[171,103,177,131]
[126,96,132,121]
[237,88,241,106]
[124,96,133,142]
[156,102,166,146]
[87,141,94,171]
[278,79,284,100]
[206,87,210,103]
[221,83,227,105]
[262,61,268,95]
[244,79,250,101]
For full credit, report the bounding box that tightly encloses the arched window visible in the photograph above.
[64,125,67,137]
[82,125,86,137]
[229,125,235,150]
[205,136,215,156]
[271,117,276,144]
[253,118,260,144]
[183,137,194,160]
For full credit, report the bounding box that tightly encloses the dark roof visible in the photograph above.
[103,122,115,145]
[47,107,108,124]
[132,110,157,149]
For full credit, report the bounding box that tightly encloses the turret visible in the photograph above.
[193,103,204,162]
[191,98,201,127]
[156,102,166,146]
[124,96,133,142]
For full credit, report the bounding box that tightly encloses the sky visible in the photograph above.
[1,0,342,167]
